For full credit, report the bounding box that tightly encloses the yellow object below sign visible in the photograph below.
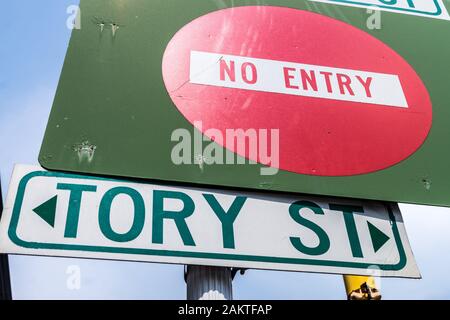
[343,275,381,300]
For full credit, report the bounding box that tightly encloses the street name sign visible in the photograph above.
[39,0,450,207]
[308,0,450,20]
[0,165,420,277]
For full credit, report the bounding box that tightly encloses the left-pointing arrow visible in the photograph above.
[32,196,57,227]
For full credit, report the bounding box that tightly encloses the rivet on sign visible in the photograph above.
[422,179,431,191]
[73,141,97,163]
[111,23,119,37]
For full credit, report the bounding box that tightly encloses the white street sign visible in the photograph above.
[0,165,420,277]
[308,0,450,21]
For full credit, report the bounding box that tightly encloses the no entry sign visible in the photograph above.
[0,165,420,278]
[163,7,432,177]
[39,0,450,207]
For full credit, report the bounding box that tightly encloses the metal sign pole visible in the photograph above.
[0,178,12,300]
[185,266,233,300]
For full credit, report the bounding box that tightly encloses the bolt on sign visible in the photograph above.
[39,0,450,207]
[0,165,420,277]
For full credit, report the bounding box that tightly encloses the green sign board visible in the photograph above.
[40,0,450,207]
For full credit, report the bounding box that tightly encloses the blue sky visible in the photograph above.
[0,1,450,300]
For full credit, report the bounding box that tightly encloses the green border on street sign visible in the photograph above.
[325,0,442,16]
[8,170,407,271]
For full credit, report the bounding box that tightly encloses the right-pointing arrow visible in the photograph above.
[32,195,57,228]
[368,221,390,253]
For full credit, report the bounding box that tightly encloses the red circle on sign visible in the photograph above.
[162,6,432,176]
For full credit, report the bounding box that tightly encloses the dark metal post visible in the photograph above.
[0,178,12,300]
